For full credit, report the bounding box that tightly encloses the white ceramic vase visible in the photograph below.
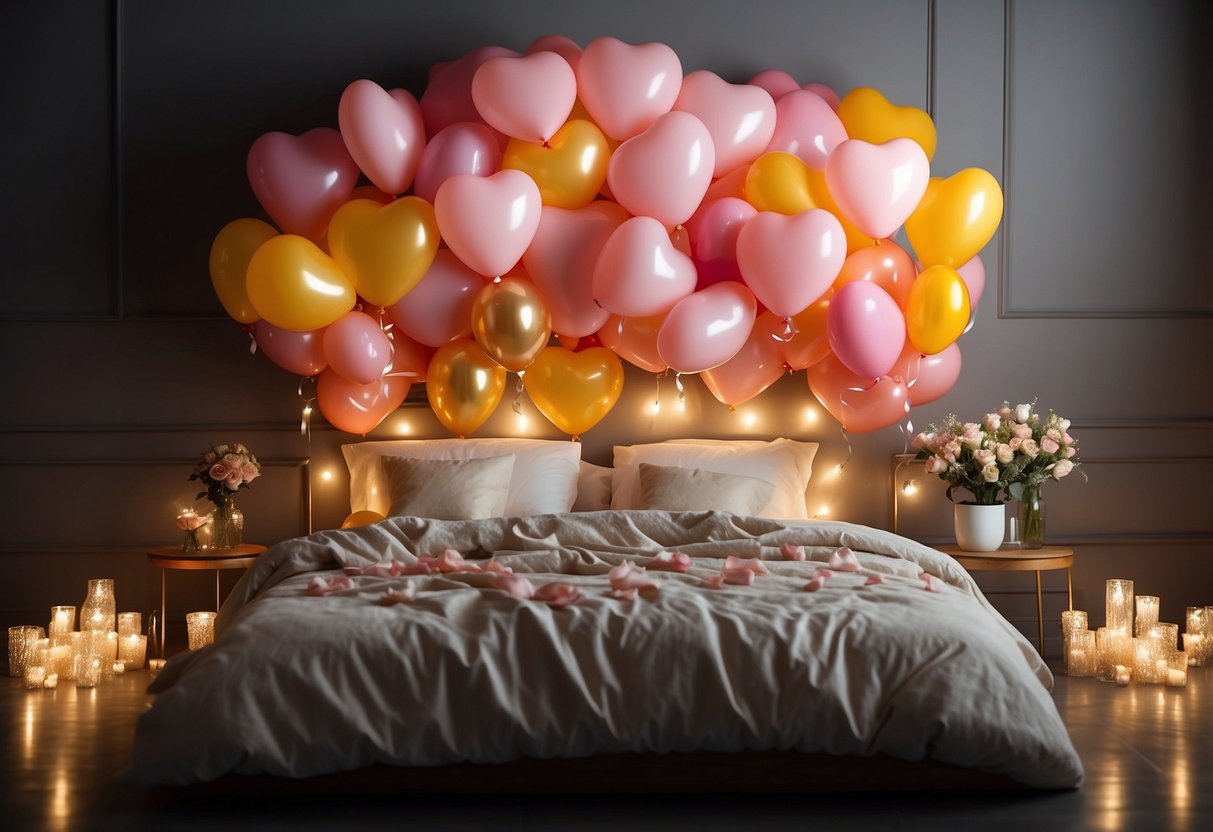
[954,502,1006,552]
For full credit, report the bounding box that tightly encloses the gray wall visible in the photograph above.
[2,0,1210,653]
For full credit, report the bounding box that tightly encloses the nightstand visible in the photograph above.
[937,545,1075,655]
[146,544,266,657]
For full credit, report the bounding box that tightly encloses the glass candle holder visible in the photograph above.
[48,606,76,637]
[80,578,116,633]
[1184,633,1205,666]
[1065,628,1096,677]
[1061,610,1088,635]
[1095,627,1117,682]
[24,664,47,689]
[1166,653,1187,687]
[185,611,217,651]
[1148,622,1179,658]
[1105,579,1134,634]
[147,658,167,677]
[75,653,103,689]
[1134,596,1160,637]
[8,625,45,678]
[1114,664,1132,686]
[118,634,147,670]
[117,612,141,639]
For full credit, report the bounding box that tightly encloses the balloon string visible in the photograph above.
[297,376,316,439]
[511,373,525,415]
[243,324,258,356]
[674,372,685,402]
[837,427,852,474]
[770,316,797,343]
[654,373,662,412]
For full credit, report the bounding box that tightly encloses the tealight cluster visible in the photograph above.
[1061,578,1212,688]
[7,579,148,691]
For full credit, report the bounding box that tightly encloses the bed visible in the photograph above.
[124,437,1083,790]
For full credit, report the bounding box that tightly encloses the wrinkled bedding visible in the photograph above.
[125,510,1083,788]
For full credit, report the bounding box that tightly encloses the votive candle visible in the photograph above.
[8,625,45,678]
[1061,610,1088,634]
[185,611,216,651]
[1184,633,1204,666]
[48,606,76,636]
[117,612,141,638]
[76,654,103,689]
[1105,579,1134,634]
[1066,629,1096,677]
[1114,664,1132,686]
[1148,622,1179,659]
[147,658,166,677]
[111,661,126,675]
[1166,653,1188,687]
[43,672,58,689]
[1135,596,1160,636]
[118,634,147,670]
[24,664,46,689]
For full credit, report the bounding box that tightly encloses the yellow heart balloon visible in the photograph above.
[905,168,1004,269]
[327,196,439,307]
[905,265,970,355]
[744,151,814,214]
[471,276,552,372]
[502,119,611,209]
[805,169,878,254]
[246,235,355,331]
[209,218,278,323]
[426,338,507,437]
[523,346,624,438]
[837,86,937,161]
[341,510,384,529]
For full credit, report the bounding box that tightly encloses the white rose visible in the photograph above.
[1059,418,1071,432]
[973,448,995,466]
[1020,438,1040,458]
[1015,403,1032,422]
[981,462,1000,483]
[1052,459,1074,479]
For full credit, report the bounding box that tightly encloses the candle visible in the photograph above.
[1184,633,1204,666]
[48,606,76,637]
[24,665,46,690]
[47,642,72,679]
[103,631,119,662]
[8,625,45,678]
[118,634,147,670]
[43,673,58,689]
[112,661,126,675]
[186,611,217,651]
[76,654,103,688]
[117,612,142,638]
[1065,629,1096,677]
[1166,653,1187,687]
[1114,664,1132,686]
[1061,610,1088,634]
[1134,638,1157,684]
[147,658,167,677]
[1148,622,1179,658]
[1105,579,1134,634]
[1134,595,1159,636]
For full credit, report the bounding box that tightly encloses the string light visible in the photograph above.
[320,469,333,482]
[812,505,830,519]
[740,409,758,428]
[901,479,918,496]
[803,406,818,424]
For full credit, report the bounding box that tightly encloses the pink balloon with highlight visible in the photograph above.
[824,138,930,241]
[607,111,715,227]
[338,80,426,195]
[253,320,327,377]
[748,69,800,101]
[413,122,502,204]
[736,208,846,316]
[802,83,841,110]
[434,169,542,277]
[387,250,486,347]
[576,36,683,141]
[419,46,518,136]
[592,216,697,317]
[246,127,359,241]
[686,197,757,289]
[807,354,910,433]
[892,340,961,405]
[322,310,392,384]
[526,35,583,73]
[826,281,906,380]
[765,89,847,170]
[673,70,775,177]
[700,315,786,406]
[657,281,757,373]
[472,51,577,143]
[316,370,409,435]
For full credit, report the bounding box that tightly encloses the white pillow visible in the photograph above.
[383,455,515,520]
[342,438,582,517]
[573,461,613,512]
[638,463,775,515]
[611,438,818,520]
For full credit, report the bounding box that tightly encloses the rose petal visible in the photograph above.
[494,573,536,599]
[863,573,885,586]
[375,581,418,606]
[722,567,754,586]
[647,550,692,572]
[605,587,639,601]
[828,547,860,572]
[780,543,806,561]
[535,582,582,608]
[700,575,726,590]
[723,555,769,575]
[803,577,825,592]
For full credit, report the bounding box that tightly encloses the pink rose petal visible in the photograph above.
[780,543,806,561]
[304,575,353,596]
[803,577,825,592]
[700,575,726,590]
[534,582,582,609]
[375,581,418,606]
[722,567,755,586]
[605,587,639,601]
[483,558,513,575]
[814,568,834,581]
[724,555,769,575]
[864,573,885,586]
[609,561,659,592]
[828,547,860,572]
[494,573,536,600]
[647,550,692,572]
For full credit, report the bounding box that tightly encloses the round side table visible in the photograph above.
[146,544,266,657]
[937,545,1075,655]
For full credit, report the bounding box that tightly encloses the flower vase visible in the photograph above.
[954,503,1006,552]
[211,500,244,550]
[181,529,202,552]
[1019,487,1046,549]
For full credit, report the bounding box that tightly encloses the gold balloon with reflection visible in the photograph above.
[471,276,552,373]
[502,119,611,209]
[341,510,385,529]
[426,338,507,437]
[209,218,278,323]
[522,346,624,437]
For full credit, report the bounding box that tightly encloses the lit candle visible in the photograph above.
[48,606,76,637]
[103,631,119,662]
[186,611,217,651]
[1105,579,1134,634]
[7,625,45,678]
[1134,595,1159,636]
[1134,638,1156,684]
[117,612,141,639]
[47,642,72,679]
[43,672,58,689]
[118,634,147,670]
[1166,653,1187,687]
[76,654,103,688]
[1114,664,1131,686]
[1065,629,1096,677]
[24,664,46,689]
[112,661,126,675]
[1184,633,1203,666]
[147,658,167,677]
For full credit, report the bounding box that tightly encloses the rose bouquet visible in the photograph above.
[190,442,261,508]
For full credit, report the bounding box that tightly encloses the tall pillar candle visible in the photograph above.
[8,626,45,678]
[1105,579,1134,635]
[48,606,75,637]
[117,612,141,639]
[1134,596,1159,637]
[118,634,147,670]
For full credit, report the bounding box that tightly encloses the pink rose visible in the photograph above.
[241,462,260,483]
[943,440,961,462]
[983,413,1001,431]
[1041,436,1060,454]
[1045,428,1062,442]
[913,432,931,450]
[1008,437,1022,451]
[1063,433,1073,444]
[203,451,217,465]
[998,405,1012,419]
[224,467,244,489]
[995,443,1014,464]
[925,455,948,474]
[1065,446,1077,458]
[1020,439,1040,459]
[1012,423,1032,440]
[1051,459,1074,479]
[209,462,228,481]
[973,448,995,466]
[980,462,1000,483]
[961,424,982,449]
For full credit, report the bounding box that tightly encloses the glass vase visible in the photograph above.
[182,528,202,552]
[1019,487,1045,549]
[212,500,243,549]
[80,578,116,633]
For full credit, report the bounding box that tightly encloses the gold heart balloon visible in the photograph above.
[327,196,439,307]
[502,119,611,209]
[837,86,937,161]
[209,218,278,323]
[905,265,971,355]
[744,151,814,215]
[522,346,624,438]
[426,338,507,437]
[905,168,1004,269]
[246,235,356,331]
[471,275,552,372]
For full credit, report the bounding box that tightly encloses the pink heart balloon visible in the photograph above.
[592,216,697,317]
[673,70,775,177]
[526,35,583,73]
[522,201,629,337]
[824,137,930,241]
[657,281,757,374]
[246,127,359,241]
[606,111,715,227]
[685,197,757,289]
[434,169,542,277]
[322,310,392,385]
[826,281,906,380]
[748,69,799,101]
[472,51,577,143]
[315,368,409,435]
[412,122,502,204]
[387,250,486,347]
[253,320,327,377]
[956,254,986,309]
[802,83,841,110]
[765,89,847,170]
[807,355,909,434]
[419,46,519,137]
[699,314,786,406]
[892,340,961,406]
[577,36,683,141]
[736,208,846,317]
[338,80,426,195]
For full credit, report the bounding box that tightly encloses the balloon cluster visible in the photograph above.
[210,35,1003,437]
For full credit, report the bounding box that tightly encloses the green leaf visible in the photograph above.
[1008,482,1024,501]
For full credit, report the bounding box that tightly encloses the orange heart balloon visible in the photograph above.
[209,218,278,323]
[744,151,814,214]
[904,265,970,355]
[905,168,1004,269]
[522,346,624,437]
[837,86,937,161]
[426,338,507,437]
[597,313,667,373]
[327,196,439,307]
[502,119,611,209]
[246,235,356,331]
[471,276,552,372]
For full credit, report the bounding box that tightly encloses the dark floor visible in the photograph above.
[2,660,1211,831]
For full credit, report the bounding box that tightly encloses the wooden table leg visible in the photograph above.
[215,570,221,612]
[1035,569,1045,655]
[1067,567,1073,610]
[160,567,167,659]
